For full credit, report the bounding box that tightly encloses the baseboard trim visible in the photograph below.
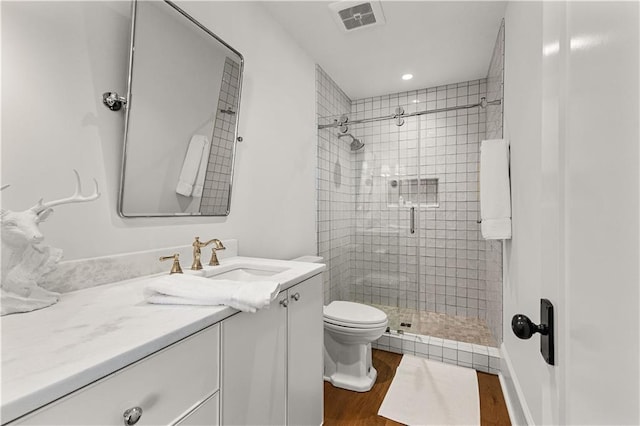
[499,343,535,425]
[498,372,520,425]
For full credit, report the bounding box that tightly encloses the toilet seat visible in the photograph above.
[324,317,387,329]
[323,301,388,329]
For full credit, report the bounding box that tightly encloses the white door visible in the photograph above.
[504,1,639,424]
[547,2,639,424]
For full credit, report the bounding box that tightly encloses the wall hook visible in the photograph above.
[102,91,127,111]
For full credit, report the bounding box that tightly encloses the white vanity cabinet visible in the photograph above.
[2,257,325,426]
[220,274,323,426]
[9,325,221,426]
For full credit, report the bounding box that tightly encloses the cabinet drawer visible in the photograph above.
[11,324,220,426]
[174,392,219,426]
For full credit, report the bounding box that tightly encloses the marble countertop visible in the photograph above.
[1,256,324,423]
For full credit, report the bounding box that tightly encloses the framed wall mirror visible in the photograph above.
[119,0,243,217]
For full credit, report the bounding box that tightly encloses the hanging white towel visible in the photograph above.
[191,139,211,198]
[143,274,280,313]
[480,139,512,239]
[176,135,208,197]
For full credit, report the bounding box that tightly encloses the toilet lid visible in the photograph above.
[323,301,388,326]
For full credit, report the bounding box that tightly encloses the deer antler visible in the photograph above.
[30,170,100,214]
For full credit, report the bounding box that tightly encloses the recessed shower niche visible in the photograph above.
[387,177,439,208]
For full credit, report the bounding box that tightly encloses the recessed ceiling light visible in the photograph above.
[402,73,413,81]
[412,99,420,103]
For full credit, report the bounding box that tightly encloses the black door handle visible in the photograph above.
[511,299,555,365]
[511,314,548,339]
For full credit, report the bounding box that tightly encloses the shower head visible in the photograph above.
[338,133,365,151]
[350,138,364,151]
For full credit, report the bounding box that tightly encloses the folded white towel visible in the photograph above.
[480,139,512,239]
[176,135,208,197]
[144,274,280,313]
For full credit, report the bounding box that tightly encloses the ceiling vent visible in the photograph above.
[329,1,386,32]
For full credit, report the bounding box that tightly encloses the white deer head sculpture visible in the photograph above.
[1,170,100,315]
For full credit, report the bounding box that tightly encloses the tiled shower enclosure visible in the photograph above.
[317,22,504,350]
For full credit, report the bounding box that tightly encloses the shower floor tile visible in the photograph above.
[371,304,497,347]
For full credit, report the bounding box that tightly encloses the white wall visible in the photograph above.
[502,1,639,424]
[501,2,544,424]
[1,1,317,261]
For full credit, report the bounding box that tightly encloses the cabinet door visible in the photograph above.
[287,275,324,426]
[221,296,287,425]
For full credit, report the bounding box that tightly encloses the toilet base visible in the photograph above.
[323,330,380,392]
[324,365,378,392]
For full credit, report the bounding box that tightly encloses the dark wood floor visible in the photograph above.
[324,349,511,426]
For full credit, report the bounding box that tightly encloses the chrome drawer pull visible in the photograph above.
[291,292,300,301]
[123,407,143,425]
[280,298,289,308]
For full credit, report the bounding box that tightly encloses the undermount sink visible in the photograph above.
[205,265,289,282]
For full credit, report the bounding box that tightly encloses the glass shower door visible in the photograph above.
[351,114,421,332]
[415,92,498,347]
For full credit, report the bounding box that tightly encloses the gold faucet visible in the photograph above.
[159,253,183,274]
[191,237,225,270]
[208,239,226,266]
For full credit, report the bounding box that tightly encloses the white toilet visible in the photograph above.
[290,255,388,392]
[323,301,388,392]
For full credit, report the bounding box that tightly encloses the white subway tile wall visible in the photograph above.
[372,331,501,375]
[486,20,505,139]
[316,66,353,304]
[200,57,241,215]
[349,80,490,323]
[484,20,505,342]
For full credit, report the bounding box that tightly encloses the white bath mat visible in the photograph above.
[378,355,480,425]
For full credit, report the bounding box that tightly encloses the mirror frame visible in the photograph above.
[118,0,244,218]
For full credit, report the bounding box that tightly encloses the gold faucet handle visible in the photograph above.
[209,241,226,266]
[159,253,183,274]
